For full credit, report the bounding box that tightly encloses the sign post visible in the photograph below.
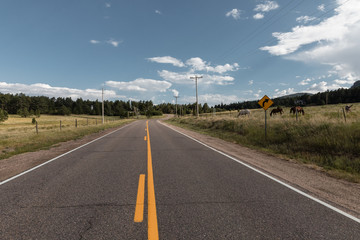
[258,95,274,139]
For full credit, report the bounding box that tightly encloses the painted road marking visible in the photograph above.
[144,136,147,141]
[134,174,146,222]
[147,121,159,240]
[158,120,360,224]
[0,123,133,186]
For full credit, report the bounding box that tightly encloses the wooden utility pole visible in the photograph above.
[102,88,105,124]
[174,95,179,117]
[190,76,202,117]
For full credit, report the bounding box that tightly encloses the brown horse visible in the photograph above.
[290,106,304,115]
[270,107,283,116]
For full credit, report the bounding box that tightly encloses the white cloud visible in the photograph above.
[90,40,100,44]
[0,82,122,100]
[318,4,325,12]
[248,80,254,85]
[226,9,242,20]
[107,39,122,47]
[254,1,279,12]
[158,70,193,84]
[182,94,243,106]
[298,78,312,86]
[261,1,360,56]
[273,88,295,98]
[105,3,111,8]
[254,90,262,98]
[148,56,185,67]
[106,79,171,92]
[253,13,264,20]
[158,70,235,86]
[306,81,342,94]
[172,89,179,97]
[296,16,317,24]
[185,57,239,73]
[155,10,162,15]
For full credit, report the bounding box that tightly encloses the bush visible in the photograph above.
[32,118,36,124]
[0,109,8,122]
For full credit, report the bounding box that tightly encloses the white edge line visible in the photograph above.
[158,120,360,224]
[0,123,133,186]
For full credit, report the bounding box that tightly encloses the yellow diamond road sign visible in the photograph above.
[258,95,274,110]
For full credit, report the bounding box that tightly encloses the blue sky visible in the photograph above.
[1,0,359,105]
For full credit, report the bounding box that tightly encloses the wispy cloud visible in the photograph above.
[182,94,243,106]
[273,88,295,98]
[248,80,254,85]
[107,39,122,47]
[158,70,234,86]
[105,3,111,8]
[296,16,317,24]
[0,82,122,100]
[155,10,162,15]
[148,56,185,67]
[185,57,239,73]
[306,81,341,94]
[106,79,172,92]
[318,4,325,12]
[89,39,123,47]
[225,9,242,20]
[253,13,264,20]
[298,78,312,86]
[254,1,279,12]
[171,89,179,97]
[90,40,100,44]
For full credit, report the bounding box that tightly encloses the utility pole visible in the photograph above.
[190,75,202,117]
[102,87,104,124]
[174,95,179,117]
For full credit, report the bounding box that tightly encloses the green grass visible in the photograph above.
[166,103,360,182]
[0,114,136,160]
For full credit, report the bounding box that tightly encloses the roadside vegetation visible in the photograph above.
[166,103,360,182]
[0,114,136,160]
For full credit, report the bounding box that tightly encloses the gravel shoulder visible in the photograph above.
[160,120,360,220]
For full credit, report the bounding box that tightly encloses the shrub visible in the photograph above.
[0,109,8,122]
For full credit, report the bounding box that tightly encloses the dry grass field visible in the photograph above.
[167,103,360,182]
[0,114,135,160]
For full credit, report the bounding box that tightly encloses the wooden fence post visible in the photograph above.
[36,121,38,134]
[60,120,62,131]
[75,119,77,128]
[342,108,347,123]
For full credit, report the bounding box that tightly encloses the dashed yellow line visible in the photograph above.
[147,121,159,240]
[134,174,145,222]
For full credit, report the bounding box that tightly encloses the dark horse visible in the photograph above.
[290,106,304,115]
[270,106,283,116]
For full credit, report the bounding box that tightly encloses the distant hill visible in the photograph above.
[351,80,360,88]
[278,92,313,99]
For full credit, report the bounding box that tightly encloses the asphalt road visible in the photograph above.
[1,119,359,239]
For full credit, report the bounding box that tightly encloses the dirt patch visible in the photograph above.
[0,123,134,182]
[160,120,360,220]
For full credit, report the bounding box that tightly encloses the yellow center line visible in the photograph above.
[147,121,159,240]
[134,174,145,222]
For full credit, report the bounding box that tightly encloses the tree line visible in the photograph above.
[215,87,360,111]
[1,86,359,122]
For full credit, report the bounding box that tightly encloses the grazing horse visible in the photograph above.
[270,107,283,116]
[290,106,305,115]
[345,105,353,112]
[237,109,251,117]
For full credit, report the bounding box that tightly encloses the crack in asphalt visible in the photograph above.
[78,217,94,240]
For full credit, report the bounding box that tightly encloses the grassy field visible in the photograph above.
[0,114,136,160]
[167,103,360,182]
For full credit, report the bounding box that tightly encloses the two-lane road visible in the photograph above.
[1,120,359,239]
